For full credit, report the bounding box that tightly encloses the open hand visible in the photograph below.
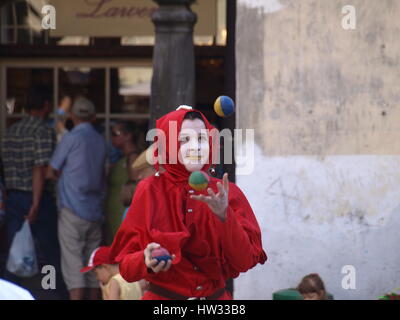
[190,173,229,221]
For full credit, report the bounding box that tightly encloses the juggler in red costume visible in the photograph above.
[110,106,267,300]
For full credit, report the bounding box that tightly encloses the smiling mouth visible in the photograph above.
[186,156,202,161]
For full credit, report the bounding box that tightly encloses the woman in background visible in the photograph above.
[104,121,141,244]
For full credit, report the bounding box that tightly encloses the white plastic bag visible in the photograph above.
[6,220,38,277]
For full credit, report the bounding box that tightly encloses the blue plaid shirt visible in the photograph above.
[1,116,56,192]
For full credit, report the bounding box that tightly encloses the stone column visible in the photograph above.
[150,0,197,129]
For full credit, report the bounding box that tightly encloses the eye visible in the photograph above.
[179,136,190,143]
[199,135,207,142]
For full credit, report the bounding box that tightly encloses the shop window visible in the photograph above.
[110,67,151,115]
[6,67,53,115]
[2,64,151,146]
[58,67,106,114]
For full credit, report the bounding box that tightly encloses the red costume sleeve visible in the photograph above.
[118,250,148,282]
[110,178,189,283]
[214,183,267,277]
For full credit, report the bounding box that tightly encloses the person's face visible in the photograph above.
[111,124,126,149]
[93,265,111,285]
[302,291,323,300]
[178,119,209,172]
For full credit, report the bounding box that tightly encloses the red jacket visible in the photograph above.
[110,107,267,299]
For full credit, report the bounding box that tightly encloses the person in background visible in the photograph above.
[47,97,107,300]
[120,181,136,222]
[131,144,157,182]
[120,144,163,222]
[104,121,141,244]
[55,90,73,143]
[1,87,67,299]
[108,143,124,167]
[80,246,145,300]
[297,273,328,300]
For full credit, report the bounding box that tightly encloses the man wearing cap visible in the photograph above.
[47,97,107,300]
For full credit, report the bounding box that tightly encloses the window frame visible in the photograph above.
[0,58,153,144]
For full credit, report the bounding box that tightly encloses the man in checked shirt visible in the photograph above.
[1,87,67,299]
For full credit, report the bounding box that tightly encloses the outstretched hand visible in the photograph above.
[190,173,229,221]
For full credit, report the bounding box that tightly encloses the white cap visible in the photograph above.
[72,97,96,118]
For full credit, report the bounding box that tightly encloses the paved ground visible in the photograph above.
[0,250,67,300]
